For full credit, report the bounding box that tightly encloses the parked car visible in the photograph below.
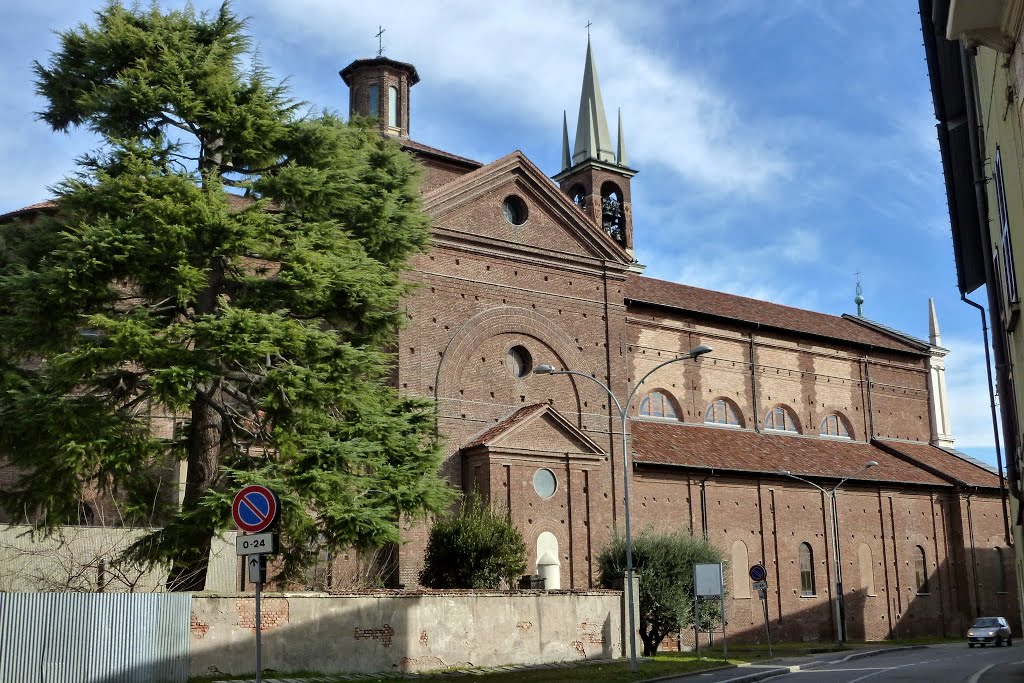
[967,617,1012,647]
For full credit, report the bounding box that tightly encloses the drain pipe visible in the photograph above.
[699,475,711,541]
[966,492,983,617]
[962,294,1013,546]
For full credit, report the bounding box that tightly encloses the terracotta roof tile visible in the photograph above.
[399,138,482,168]
[626,275,927,354]
[878,440,1001,488]
[0,194,274,223]
[632,421,950,487]
[0,200,57,222]
[463,403,547,449]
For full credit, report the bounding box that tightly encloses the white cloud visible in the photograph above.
[944,334,999,450]
[250,0,793,198]
[640,224,823,308]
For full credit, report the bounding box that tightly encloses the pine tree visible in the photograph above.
[0,1,451,590]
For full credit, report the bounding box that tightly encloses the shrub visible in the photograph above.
[419,496,526,589]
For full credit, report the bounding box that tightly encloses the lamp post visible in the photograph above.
[533,343,713,671]
[778,460,878,644]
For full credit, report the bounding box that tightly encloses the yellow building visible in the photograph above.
[921,0,1024,628]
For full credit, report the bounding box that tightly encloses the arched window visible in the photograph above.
[995,547,1009,593]
[368,84,380,118]
[858,543,875,595]
[820,413,851,439]
[799,542,815,596]
[732,541,751,598]
[78,501,96,526]
[388,86,398,128]
[536,531,560,589]
[913,545,929,593]
[569,184,586,208]
[600,181,625,244]
[639,391,677,419]
[764,406,798,433]
[705,398,742,427]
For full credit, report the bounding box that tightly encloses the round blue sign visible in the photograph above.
[232,485,279,533]
[749,564,767,582]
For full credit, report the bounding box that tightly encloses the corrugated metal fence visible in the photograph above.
[0,592,190,683]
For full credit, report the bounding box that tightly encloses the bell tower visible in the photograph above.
[340,56,420,139]
[553,39,637,255]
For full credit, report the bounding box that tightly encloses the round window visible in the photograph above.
[533,468,557,498]
[502,195,528,225]
[505,345,532,378]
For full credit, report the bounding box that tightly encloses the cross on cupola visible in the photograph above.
[553,36,638,256]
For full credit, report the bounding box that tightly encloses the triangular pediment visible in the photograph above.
[422,151,632,265]
[463,404,605,459]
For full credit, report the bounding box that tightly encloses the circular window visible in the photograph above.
[533,468,557,498]
[502,195,528,225]
[505,345,532,378]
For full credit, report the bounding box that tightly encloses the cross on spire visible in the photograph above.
[376,26,386,57]
[585,20,592,39]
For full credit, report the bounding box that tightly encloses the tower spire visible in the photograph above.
[928,297,942,345]
[562,111,571,170]
[926,297,954,447]
[617,107,627,166]
[572,39,615,165]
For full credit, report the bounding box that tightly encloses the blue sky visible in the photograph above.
[1,2,1004,468]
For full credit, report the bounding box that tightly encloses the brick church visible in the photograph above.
[0,39,1014,646]
[341,41,1016,642]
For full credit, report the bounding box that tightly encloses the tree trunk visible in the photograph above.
[166,258,226,592]
[166,388,224,591]
[640,628,662,657]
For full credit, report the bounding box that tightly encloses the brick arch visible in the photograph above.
[764,402,803,433]
[434,305,590,422]
[636,387,682,421]
[703,396,745,428]
[817,408,857,440]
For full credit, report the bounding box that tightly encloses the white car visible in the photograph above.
[967,617,1012,647]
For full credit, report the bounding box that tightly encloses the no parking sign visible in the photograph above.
[232,485,280,533]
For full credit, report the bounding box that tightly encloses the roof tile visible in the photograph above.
[878,440,1001,488]
[632,421,950,487]
[626,275,926,354]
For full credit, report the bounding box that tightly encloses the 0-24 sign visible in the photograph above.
[236,531,278,556]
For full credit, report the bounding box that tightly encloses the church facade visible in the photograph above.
[340,43,1016,643]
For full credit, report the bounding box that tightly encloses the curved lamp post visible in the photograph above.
[778,460,878,644]
[533,343,712,671]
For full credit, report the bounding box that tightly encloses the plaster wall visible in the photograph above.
[189,591,623,677]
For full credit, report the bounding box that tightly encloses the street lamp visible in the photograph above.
[778,460,878,644]
[533,343,712,671]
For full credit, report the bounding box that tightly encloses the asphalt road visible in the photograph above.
[661,642,1024,682]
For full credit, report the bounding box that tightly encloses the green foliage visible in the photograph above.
[0,1,452,589]
[419,496,527,589]
[597,529,724,656]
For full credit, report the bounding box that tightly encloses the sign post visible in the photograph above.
[695,562,726,660]
[233,485,280,683]
[749,563,772,657]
